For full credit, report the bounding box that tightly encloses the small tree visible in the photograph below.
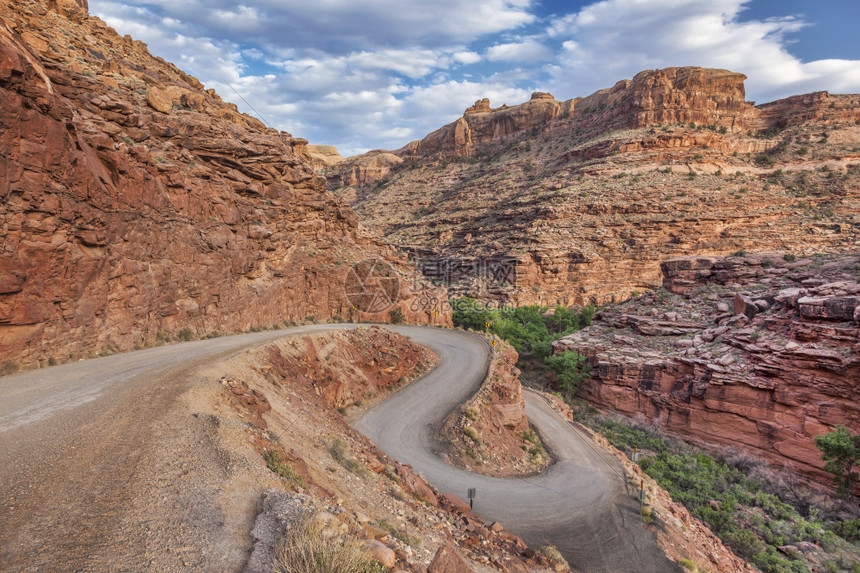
[545,350,591,399]
[814,426,860,499]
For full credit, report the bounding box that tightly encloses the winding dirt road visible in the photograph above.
[360,326,678,573]
[0,325,675,572]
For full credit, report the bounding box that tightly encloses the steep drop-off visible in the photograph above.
[555,254,860,491]
[0,0,449,368]
[329,67,860,307]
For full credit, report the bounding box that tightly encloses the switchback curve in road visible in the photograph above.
[0,324,676,572]
[360,326,679,573]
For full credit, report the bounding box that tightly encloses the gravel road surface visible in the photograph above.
[1,325,675,572]
[0,326,349,572]
[360,326,679,573]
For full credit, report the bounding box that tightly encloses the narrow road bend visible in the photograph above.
[361,326,678,572]
[0,324,676,572]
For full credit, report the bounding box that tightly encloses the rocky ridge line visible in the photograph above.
[439,339,551,477]
[328,67,859,307]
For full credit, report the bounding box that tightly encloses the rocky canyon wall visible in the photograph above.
[555,254,860,490]
[330,65,860,307]
[0,1,449,369]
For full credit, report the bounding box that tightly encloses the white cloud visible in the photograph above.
[88,0,860,157]
[486,39,552,63]
[544,0,860,102]
[453,51,482,65]
[93,0,536,51]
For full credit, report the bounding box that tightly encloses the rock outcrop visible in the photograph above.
[440,339,549,477]
[397,92,574,160]
[328,66,860,307]
[0,0,449,368]
[304,144,344,169]
[326,150,403,190]
[555,254,860,491]
[572,67,756,136]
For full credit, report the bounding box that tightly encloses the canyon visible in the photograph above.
[327,68,859,307]
[555,253,860,491]
[0,0,448,370]
[2,1,860,571]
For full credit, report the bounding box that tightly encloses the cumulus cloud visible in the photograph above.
[88,0,860,156]
[486,39,552,63]
[544,0,860,102]
[94,0,536,51]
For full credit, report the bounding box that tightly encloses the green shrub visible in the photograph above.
[679,557,698,570]
[827,518,860,542]
[263,450,304,485]
[465,406,479,420]
[329,438,364,475]
[755,153,776,168]
[451,299,596,388]
[536,545,570,571]
[521,428,539,444]
[814,426,860,499]
[177,328,194,341]
[389,307,405,324]
[545,350,591,398]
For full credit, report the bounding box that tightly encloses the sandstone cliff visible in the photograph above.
[397,92,574,160]
[554,254,860,491]
[0,0,449,369]
[329,67,860,307]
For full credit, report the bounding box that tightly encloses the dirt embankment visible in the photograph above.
[201,327,561,572]
[439,339,551,477]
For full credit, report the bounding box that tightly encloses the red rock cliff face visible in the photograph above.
[399,92,574,159]
[387,67,753,163]
[574,67,755,135]
[555,254,860,490]
[330,64,859,308]
[0,2,449,368]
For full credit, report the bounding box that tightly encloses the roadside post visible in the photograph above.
[467,487,476,510]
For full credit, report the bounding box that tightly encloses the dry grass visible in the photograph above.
[274,517,378,573]
[536,544,570,572]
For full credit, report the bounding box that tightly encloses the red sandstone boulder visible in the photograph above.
[428,544,474,573]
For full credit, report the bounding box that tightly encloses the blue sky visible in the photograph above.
[89,0,860,157]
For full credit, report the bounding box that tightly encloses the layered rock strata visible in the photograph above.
[555,254,860,490]
[0,0,449,368]
[329,67,860,306]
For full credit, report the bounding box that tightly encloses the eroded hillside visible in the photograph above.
[0,0,448,368]
[329,67,860,306]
